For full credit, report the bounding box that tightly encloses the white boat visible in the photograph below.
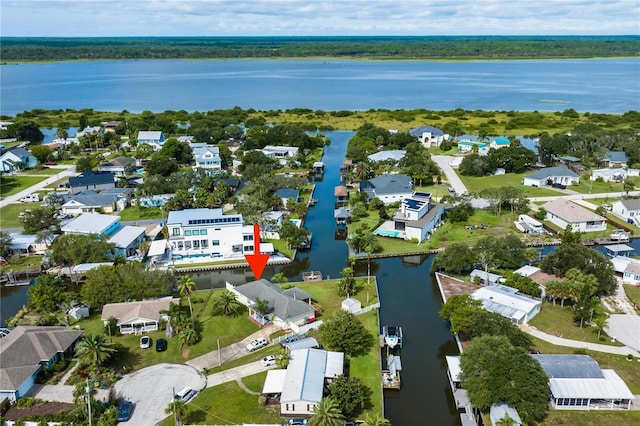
[610,230,630,241]
[383,326,403,349]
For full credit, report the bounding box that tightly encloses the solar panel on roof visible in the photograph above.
[404,199,425,210]
[413,192,431,198]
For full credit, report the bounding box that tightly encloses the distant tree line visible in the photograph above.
[2,36,639,61]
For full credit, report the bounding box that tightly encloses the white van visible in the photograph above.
[173,386,197,403]
[20,193,40,203]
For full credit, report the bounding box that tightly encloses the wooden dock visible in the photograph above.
[302,271,323,282]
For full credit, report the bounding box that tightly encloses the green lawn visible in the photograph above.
[457,172,563,197]
[0,175,49,196]
[0,255,43,272]
[118,206,164,221]
[22,167,61,176]
[0,203,34,228]
[571,175,640,195]
[624,285,640,315]
[529,302,622,346]
[541,410,640,426]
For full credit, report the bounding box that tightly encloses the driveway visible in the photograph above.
[0,165,77,209]
[206,360,275,388]
[431,155,468,195]
[113,363,206,426]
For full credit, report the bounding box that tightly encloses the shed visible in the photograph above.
[341,298,362,313]
[284,337,319,352]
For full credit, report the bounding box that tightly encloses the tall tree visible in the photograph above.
[75,334,117,372]
[165,399,187,426]
[50,234,115,265]
[318,311,374,357]
[213,290,244,317]
[327,375,371,421]
[439,294,483,335]
[309,398,345,426]
[0,232,12,258]
[337,267,356,297]
[178,275,196,329]
[19,206,59,234]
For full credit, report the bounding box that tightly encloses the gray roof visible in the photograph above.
[108,226,145,248]
[619,198,640,211]
[367,150,406,163]
[62,193,117,207]
[234,279,314,322]
[334,208,351,219]
[604,151,629,163]
[525,166,579,180]
[281,348,343,404]
[531,354,603,378]
[100,156,135,167]
[282,287,311,301]
[101,187,133,196]
[274,188,299,200]
[360,174,412,196]
[69,171,115,188]
[3,146,34,159]
[543,199,605,223]
[410,125,444,136]
[137,131,164,141]
[0,326,83,391]
[560,155,581,162]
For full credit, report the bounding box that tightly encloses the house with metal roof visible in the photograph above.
[410,125,447,147]
[8,234,57,257]
[69,171,116,194]
[543,199,606,233]
[470,269,505,286]
[261,348,344,417]
[611,256,640,284]
[98,156,136,176]
[190,143,221,173]
[0,146,38,172]
[531,354,634,410]
[61,213,121,237]
[611,198,640,227]
[471,284,541,324]
[360,174,413,205]
[274,188,299,207]
[101,298,176,334]
[261,146,299,165]
[137,131,165,150]
[226,279,315,329]
[108,225,146,257]
[0,326,83,402]
[381,192,444,243]
[523,166,580,188]
[367,150,406,163]
[61,192,119,216]
[601,151,629,168]
[489,137,511,150]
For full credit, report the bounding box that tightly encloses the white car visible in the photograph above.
[245,337,268,352]
[261,355,276,366]
[602,204,612,211]
[140,336,151,349]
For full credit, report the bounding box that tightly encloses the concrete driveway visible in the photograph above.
[113,363,206,426]
[0,165,77,209]
[431,155,468,195]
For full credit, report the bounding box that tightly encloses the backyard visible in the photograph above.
[457,172,562,197]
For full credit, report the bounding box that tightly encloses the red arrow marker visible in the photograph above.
[245,224,270,280]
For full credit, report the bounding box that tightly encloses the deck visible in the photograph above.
[302,271,323,282]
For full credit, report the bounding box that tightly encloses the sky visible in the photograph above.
[2,0,639,37]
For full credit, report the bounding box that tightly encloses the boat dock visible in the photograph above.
[302,271,323,282]
[382,354,402,390]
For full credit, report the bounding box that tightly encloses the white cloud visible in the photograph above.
[1,0,639,36]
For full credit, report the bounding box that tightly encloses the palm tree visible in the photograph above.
[272,271,289,284]
[178,275,196,329]
[309,398,344,426]
[496,414,516,426]
[593,314,608,340]
[360,231,381,295]
[162,302,190,334]
[179,327,199,348]
[165,398,187,426]
[363,412,391,426]
[75,334,117,371]
[214,290,244,317]
[337,267,356,297]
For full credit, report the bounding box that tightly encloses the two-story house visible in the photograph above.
[137,131,166,150]
[410,125,447,148]
[190,143,222,173]
[386,192,444,243]
[0,146,38,172]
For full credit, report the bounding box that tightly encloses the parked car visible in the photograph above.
[20,193,40,203]
[282,419,307,426]
[117,401,134,422]
[246,337,268,352]
[140,336,151,349]
[602,204,612,211]
[261,355,276,366]
[44,161,57,166]
[174,386,197,403]
[551,182,566,189]
[156,338,167,352]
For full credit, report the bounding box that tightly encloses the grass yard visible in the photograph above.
[74,289,259,371]
[542,410,640,426]
[118,206,164,221]
[531,337,640,394]
[1,255,43,272]
[571,175,640,195]
[457,172,563,197]
[0,175,49,196]
[624,284,640,314]
[0,203,35,228]
[528,302,622,346]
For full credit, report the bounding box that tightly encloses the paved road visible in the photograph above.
[431,155,468,195]
[113,363,206,426]
[206,360,275,388]
[0,165,78,209]
[529,190,640,203]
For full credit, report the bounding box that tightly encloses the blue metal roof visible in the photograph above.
[410,125,444,136]
[274,188,299,199]
[532,354,604,379]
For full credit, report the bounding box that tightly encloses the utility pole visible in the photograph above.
[172,386,177,426]
[85,378,92,426]
[217,337,221,366]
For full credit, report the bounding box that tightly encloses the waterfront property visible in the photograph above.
[522,166,580,188]
[489,137,511,150]
[611,198,640,227]
[490,403,522,426]
[469,269,505,286]
[367,150,406,163]
[100,298,176,335]
[543,199,607,233]
[226,279,315,329]
[610,256,640,284]
[375,192,444,243]
[7,234,57,257]
[334,185,348,204]
[61,191,119,216]
[261,145,299,165]
[166,208,255,260]
[532,354,634,410]
[410,125,447,148]
[0,326,83,402]
[190,143,222,173]
[261,348,344,417]
[61,213,145,257]
[69,171,116,194]
[98,156,136,176]
[360,174,413,205]
[471,284,541,324]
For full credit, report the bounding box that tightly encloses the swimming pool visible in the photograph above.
[375,229,400,238]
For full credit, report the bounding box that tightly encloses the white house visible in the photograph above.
[60,213,145,257]
[470,269,505,286]
[523,166,580,187]
[166,208,254,260]
[489,137,511,150]
[137,131,165,150]
[226,279,315,329]
[409,125,447,147]
[380,192,444,243]
[611,199,640,227]
[590,168,626,183]
[532,354,635,410]
[360,174,413,204]
[367,150,406,163]
[458,140,489,155]
[471,284,541,324]
[100,298,176,335]
[261,348,344,417]
[543,199,607,233]
[61,192,119,216]
[190,143,222,173]
[261,145,299,165]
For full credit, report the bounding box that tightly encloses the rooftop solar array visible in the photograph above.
[187,217,241,225]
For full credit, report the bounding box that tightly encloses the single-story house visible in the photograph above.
[471,284,541,324]
[611,199,640,227]
[262,145,299,164]
[147,239,169,265]
[409,125,447,147]
[367,150,406,163]
[360,174,413,204]
[69,171,116,194]
[543,199,607,233]
[590,168,626,182]
[489,137,511,150]
[138,193,174,208]
[0,326,83,402]
[275,188,299,207]
[490,403,522,426]
[7,234,57,256]
[458,140,489,156]
[0,146,38,172]
[513,265,558,290]
[523,166,580,187]
[108,225,146,257]
[334,185,348,204]
[611,256,640,284]
[262,348,344,417]
[470,269,505,286]
[100,298,176,335]
[61,213,121,238]
[61,192,119,216]
[226,279,315,329]
[601,151,629,168]
[98,156,136,176]
[137,131,165,150]
[532,354,634,410]
[75,126,102,138]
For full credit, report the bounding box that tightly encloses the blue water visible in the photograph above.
[1,58,639,115]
